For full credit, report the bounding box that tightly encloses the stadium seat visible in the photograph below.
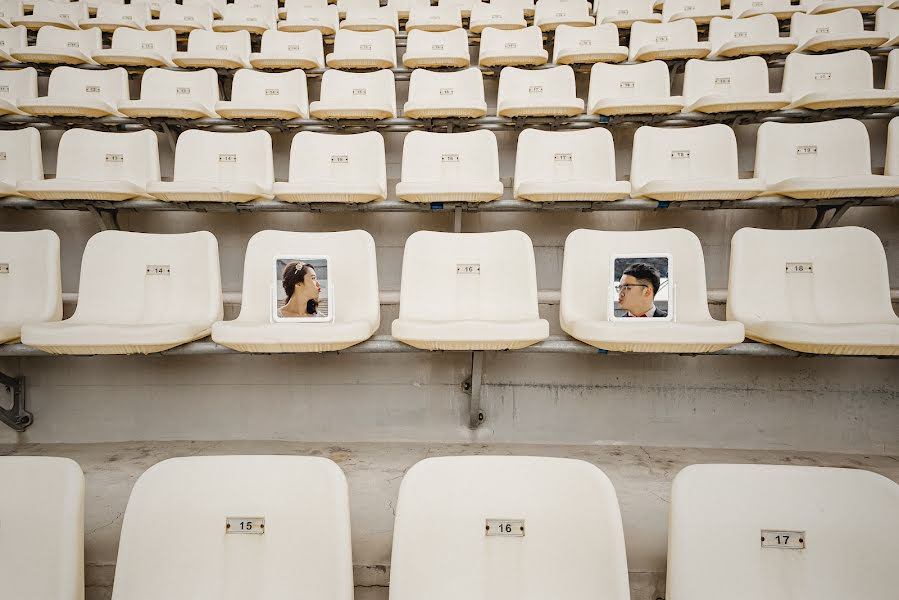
[0,68,35,116]
[513,128,630,201]
[211,230,380,352]
[439,0,475,18]
[885,115,899,175]
[279,0,327,20]
[215,69,308,119]
[326,28,397,68]
[396,130,504,203]
[309,68,397,119]
[630,124,764,200]
[790,9,887,52]
[729,0,800,19]
[250,29,325,69]
[86,0,125,18]
[387,0,429,20]
[0,0,24,28]
[0,457,83,598]
[800,0,883,15]
[403,67,488,119]
[278,3,339,33]
[0,26,26,63]
[18,66,129,117]
[12,0,86,29]
[392,231,549,350]
[273,131,387,202]
[336,0,376,18]
[0,230,61,343]
[18,129,160,201]
[682,56,790,113]
[147,0,174,17]
[492,0,536,17]
[405,5,462,31]
[587,60,684,116]
[92,28,177,67]
[172,29,252,68]
[782,50,899,110]
[754,119,899,199]
[118,68,219,119]
[214,2,277,34]
[662,0,729,23]
[10,25,100,64]
[81,1,150,31]
[0,127,42,197]
[389,456,629,600]
[534,0,594,31]
[595,0,660,28]
[708,14,797,57]
[148,130,274,202]
[479,25,548,66]
[21,230,223,354]
[629,19,711,61]
[469,1,526,33]
[184,0,224,19]
[496,65,584,117]
[552,23,628,64]
[145,2,213,33]
[403,27,470,68]
[876,6,899,46]
[341,4,399,31]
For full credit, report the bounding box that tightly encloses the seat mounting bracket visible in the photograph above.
[462,351,485,429]
[0,371,32,432]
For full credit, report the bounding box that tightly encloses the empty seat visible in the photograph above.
[479,25,548,66]
[405,5,461,31]
[326,28,396,68]
[81,1,150,31]
[885,114,899,174]
[0,0,24,28]
[21,231,223,354]
[629,19,710,61]
[552,23,628,64]
[754,119,899,199]
[10,25,100,64]
[708,14,797,58]
[534,0,594,30]
[0,65,35,116]
[12,0,86,29]
[183,0,225,19]
[631,124,764,200]
[173,29,252,68]
[250,29,324,69]
[341,4,399,31]
[876,6,899,46]
[273,131,387,202]
[497,65,584,116]
[392,231,549,349]
[336,0,376,18]
[278,3,339,33]
[513,128,630,201]
[279,0,328,20]
[147,0,174,17]
[214,0,278,33]
[92,27,176,67]
[0,128,42,197]
[587,60,684,115]
[469,1,526,33]
[729,228,899,353]
[729,0,800,19]
[402,27,470,68]
[119,68,218,119]
[790,9,887,52]
[403,67,487,118]
[387,0,429,19]
[216,69,309,119]
[396,130,503,203]
[438,0,475,18]
[87,0,126,17]
[682,56,789,113]
[18,66,129,117]
[145,1,213,32]
[663,0,729,23]
[801,0,883,15]
[309,68,397,119]
[492,0,536,17]
[560,228,744,352]
[0,230,61,343]
[212,230,380,351]
[595,0,660,28]
[148,130,274,202]
[782,50,899,110]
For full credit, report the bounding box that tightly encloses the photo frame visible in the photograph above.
[271,255,333,323]
[608,253,674,322]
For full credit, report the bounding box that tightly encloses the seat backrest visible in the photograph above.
[70,230,222,325]
[186,29,251,61]
[470,1,523,22]
[345,4,399,27]
[498,64,577,101]
[388,0,429,12]
[400,129,499,185]
[781,50,873,97]
[35,24,102,51]
[388,456,630,600]
[332,27,395,56]
[753,119,873,184]
[790,9,864,43]
[0,25,26,55]
[405,26,469,55]
[183,0,225,15]
[0,228,61,326]
[287,131,386,192]
[317,68,397,114]
[514,128,619,186]
[259,29,324,66]
[407,66,485,104]
[587,60,671,104]
[337,0,378,12]
[662,0,720,21]
[110,26,176,57]
[535,0,592,19]
[492,0,535,10]
[46,66,129,104]
[629,18,699,59]
[0,0,24,22]
[137,67,219,109]
[667,464,899,600]
[285,2,338,22]
[96,1,150,24]
[630,124,739,187]
[408,4,462,24]
[221,1,277,27]
[480,24,544,54]
[552,23,619,61]
[55,129,160,186]
[875,6,899,39]
[0,457,83,600]
[110,456,353,600]
[229,68,308,111]
[172,129,273,189]
[157,2,213,28]
[0,65,37,107]
[285,0,328,11]
[884,115,899,175]
[397,230,540,322]
[729,0,791,14]
[682,56,770,103]
[32,0,88,20]
[597,0,655,22]
[708,14,779,53]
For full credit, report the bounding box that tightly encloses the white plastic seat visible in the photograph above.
[118,68,219,119]
[595,0,660,28]
[0,0,24,28]
[782,50,899,109]
[215,69,309,119]
[534,0,594,31]
[492,0,536,17]
[146,2,213,33]
[86,0,125,18]
[183,0,225,19]
[469,2,526,33]
[392,231,549,349]
[0,127,41,199]
[885,113,899,174]
[727,228,899,354]
[250,29,324,68]
[663,0,729,23]
[404,67,487,118]
[0,457,83,597]
[438,0,475,18]
[0,230,61,342]
[552,23,628,64]
[513,128,630,201]
[0,26,26,63]
[708,14,797,57]
[278,3,339,33]
[631,124,764,200]
[730,0,800,19]
[279,0,327,20]
[212,230,380,352]
[387,0,429,19]
[397,130,502,203]
[801,0,883,15]
[12,0,86,29]
[0,66,34,117]
[587,60,684,115]
[309,68,397,119]
[81,1,150,31]
[326,28,397,68]
[479,25,548,66]
[273,131,387,202]
[336,0,376,18]
[790,10,887,52]
[755,119,899,199]
[402,27,470,68]
[405,5,461,31]
[148,130,274,202]
[10,25,100,64]
[173,29,253,68]
[342,5,399,31]
[682,56,790,113]
[18,66,128,117]
[21,231,223,354]
[875,6,899,46]
[497,65,584,116]
[561,228,744,352]
[147,0,174,17]
[390,456,628,600]
[629,19,711,61]
[214,0,277,33]
[92,28,177,67]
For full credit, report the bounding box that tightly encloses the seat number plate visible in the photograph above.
[785,262,812,274]
[457,263,480,274]
[226,517,265,534]
[0,263,9,274]
[486,519,524,536]
[146,265,170,276]
[761,530,804,549]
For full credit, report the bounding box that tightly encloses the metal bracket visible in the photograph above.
[453,204,463,233]
[87,206,120,231]
[811,201,857,229]
[0,371,32,432]
[461,351,485,429]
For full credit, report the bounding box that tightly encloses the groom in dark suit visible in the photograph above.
[617,262,667,318]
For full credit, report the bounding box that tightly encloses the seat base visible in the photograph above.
[118,100,218,120]
[808,0,883,14]
[18,179,150,201]
[9,48,92,65]
[392,318,550,350]
[565,319,745,353]
[20,323,212,355]
[148,181,274,202]
[273,182,385,203]
[632,44,711,61]
[589,96,685,116]
[685,93,790,114]
[18,97,121,118]
[402,55,470,68]
[746,322,899,356]
[396,181,504,203]
[92,50,173,67]
[249,54,321,69]
[172,53,249,69]
[795,33,889,53]
[309,104,395,120]
[278,22,338,35]
[214,102,306,120]
[515,180,631,201]
[469,22,525,33]
[325,56,396,69]
[601,16,662,28]
[403,103,487,119]
[405,23,460,32]
[634,178,765,201]
[768,175,899,199]
[554,49,628,64]
[787,91,899,110]
[211,321,377,353]
[537,19,594,32]
[713,40,798,57]
[497,102,585,118]
[341,23,398,32]
[146,22,203,34]
[479,53,548,67]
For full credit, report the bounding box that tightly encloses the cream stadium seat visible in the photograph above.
[552,23,628,64]
[21,231,223,354]
[0,0,24,28]
[215,0,278,34]
[336,0,376,18]
[326,28,397,68]
[184,0,225,19]
[587,60,684,115]
[493,0,536,17]
[118,68,219,119]
[392,231,549,349]
[278,3,339,33]
[782,50,899,109]
[534,0,594,31]
[250,29,325,68]
[403,27,470,68]
[279,0,327,20]
[728,228,899,354]
[439,0,475,18]
[730,0,801,19]
[682,56,790,113]
[479,25,548,66]
[0,457,83,596]
[146,2,213,33]
[81,2,150,31]
[215,69,309,119]
[405,5,462,31]
[273,131,387,202]
[403,67,487,119]
[560,228,744,352]
[12,0,86,29]
[10,25,100,64]
[801,0,883,15]
[0,26,26,62]
[309,68,397,119]
[497,65,584,116]
[662,0,729,23]
[885,114,899,175]
[390,456,628,600]
[387,0,429,20]
[0,231,61,343]
[18,66,129,117]
[469,1,526,33]
[147,0,174,17]
[212,230,380,352]
[875,7,899,46]
[631,124,764,200]
[708,14,797,57]
[18,129,159,201]
[92,28,177,67]
[754,119,899,199]
[0,66,34,116]
[0,127,41,199]
[173,29,252,68]
[595,0,660,28]
[629,19,711,61]
[148,130,274,202]
[341,4,399,31]
[86,0,124,18]
[790,10,887,52]
[513,128,630,201]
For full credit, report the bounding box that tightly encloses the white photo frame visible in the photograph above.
[608,253,674,322]
[271,255,334,323]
